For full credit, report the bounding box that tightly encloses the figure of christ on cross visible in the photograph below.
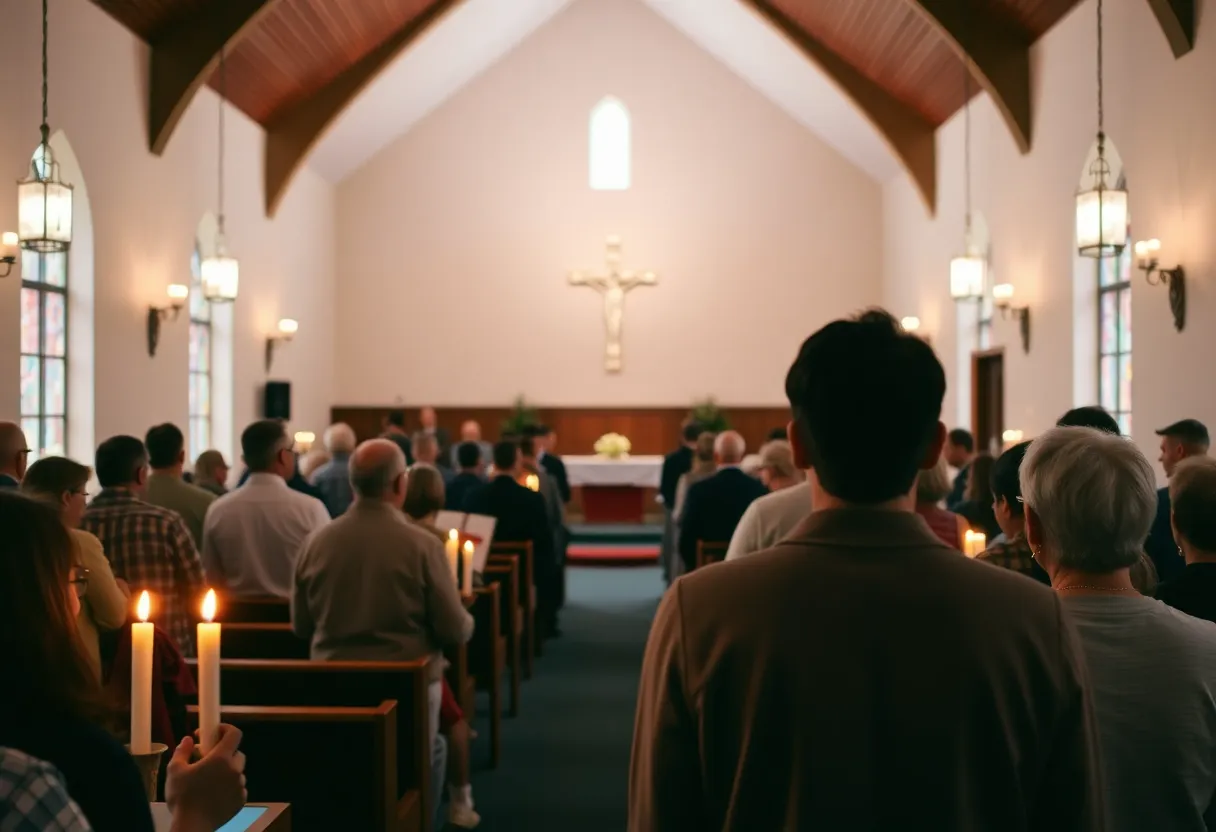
[568,235,658,373]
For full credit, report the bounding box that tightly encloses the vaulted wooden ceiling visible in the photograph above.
[90,0,1196,216]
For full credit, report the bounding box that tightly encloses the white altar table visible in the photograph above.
[563,455,664,522]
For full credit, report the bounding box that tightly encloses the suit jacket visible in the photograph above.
[1145,486,1185,582]
[659,446,694,509]
[0,473,20,489]
[445,472,485,511]
[678,467,768,573]
[524,464,565,532]
[630,508,1105,831]
[539,453,571,503]
[946,463,969,510]
[463,475,555,570]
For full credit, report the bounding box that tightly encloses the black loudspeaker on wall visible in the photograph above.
[263,381,292,421]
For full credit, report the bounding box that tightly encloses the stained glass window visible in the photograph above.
[590,97,630,191]
[1098,226,1133,436]
[188,244,212,462]
[20,247,68,461]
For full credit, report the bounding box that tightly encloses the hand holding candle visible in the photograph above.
[197,590,221,754]
[130,591,154,754]
[445,529,460,585]
[963,530,987,558]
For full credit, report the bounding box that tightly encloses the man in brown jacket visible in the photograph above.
[629,310,1105,831]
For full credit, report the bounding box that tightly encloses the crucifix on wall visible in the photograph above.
[568,235,658,373]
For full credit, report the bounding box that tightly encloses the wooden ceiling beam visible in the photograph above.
[743,0,938,214]
[1144,0,1195,58]
[905,0,1033,153]
[264,0,465,216]
[148,0,279,155]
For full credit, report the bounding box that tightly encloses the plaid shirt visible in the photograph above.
[977,532,1038,579]
[81,488,204,656]
[0,748,92,831]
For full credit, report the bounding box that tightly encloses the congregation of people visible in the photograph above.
[5,310,1216,830]
[0,406,573,831]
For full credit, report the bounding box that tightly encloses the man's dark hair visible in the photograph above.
[518,436,536,458]
[95,436,148,488]
[456,441,481,470]
[767,427,788,442]
[241,420,288,472]
[990,441,1031,516]
[785,308,945,504]
[492,441,519,472]
[145,423,185,469]
[386,410,407,429]
[947,428,974,453]
[681,421,703,444]
[1156,419,1211,449]
[1057,406,1121,434]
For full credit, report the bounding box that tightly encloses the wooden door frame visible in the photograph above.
[970,347,1005,447]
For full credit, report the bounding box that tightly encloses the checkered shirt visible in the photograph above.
[977,532,1038,579]
[0,748,92,831]
[81,488,205,656]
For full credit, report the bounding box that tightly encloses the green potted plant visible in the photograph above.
[690,397,729,433]
[502,395,539,437]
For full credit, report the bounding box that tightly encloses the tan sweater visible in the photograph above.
[71,529,129,678]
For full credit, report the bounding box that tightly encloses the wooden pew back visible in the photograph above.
[189,702,401,832]
[189,658,432,831]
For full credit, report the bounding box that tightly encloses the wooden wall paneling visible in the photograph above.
[328,407,792,457]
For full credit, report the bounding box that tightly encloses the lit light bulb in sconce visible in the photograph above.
[900,316,921,332]
[294,431,316,453]
[1002,429,1024,448]
[277,318,299,338]
[992,283,1015,304]
[1134,238,1161,266]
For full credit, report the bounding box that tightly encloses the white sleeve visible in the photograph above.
[725,500,762,561]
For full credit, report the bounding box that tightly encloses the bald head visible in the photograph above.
[350,438,407,505]
[460,421,482,442]
[0,422,30,481]
[714,431,746,465]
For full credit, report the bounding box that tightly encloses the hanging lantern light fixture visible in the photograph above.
[17,0,73,253]
[200,46,239,302]
[949,18,985,301]
[1076,0,1127,259]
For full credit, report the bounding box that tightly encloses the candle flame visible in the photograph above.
[463,540,474,554]
[525,474,539,492]
[448,529,459,542]
[137,591,151,622]
[202,589,217,622]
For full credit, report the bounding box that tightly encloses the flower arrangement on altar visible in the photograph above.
[594,432,632,459]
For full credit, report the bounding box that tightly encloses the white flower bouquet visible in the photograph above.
[594,432,632,459]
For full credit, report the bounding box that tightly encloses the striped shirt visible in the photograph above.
[81,488,204,656]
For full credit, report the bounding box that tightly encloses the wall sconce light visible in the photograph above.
[1134,238,1185,332]
[1002,429,1025,449]
[0,232,17,277]
[146,283,190,357]
[265,318,298,373]
[900,316,920,332]
[293,431,315,454]
[992,283,1031,354]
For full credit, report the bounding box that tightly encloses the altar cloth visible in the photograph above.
[564,455,664,489]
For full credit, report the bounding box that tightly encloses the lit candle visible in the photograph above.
[130,591,154,754]
[462,540,475,594]
[445,529,460,586]
[525,474,539,492]
[963,530,987,558]
[197,590,221,754]
[0,231,17,260]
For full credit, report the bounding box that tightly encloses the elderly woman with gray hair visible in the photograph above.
[1021,426,1216,831]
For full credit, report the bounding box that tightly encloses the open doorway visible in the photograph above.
[971,348,1005,457]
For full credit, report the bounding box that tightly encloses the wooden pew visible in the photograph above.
[189,658,433,832]
[444,596,478,731]
[482,558,522,716]
[489,541,536,675]
[222,623,310,660]
[219,594,290,624]
[467,584,503,767]
[696,540,729,570]
[188,702,401,832]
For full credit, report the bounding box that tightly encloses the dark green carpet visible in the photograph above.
[468,565,662,830]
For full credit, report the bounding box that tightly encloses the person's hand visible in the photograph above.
[165,724,247,832]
